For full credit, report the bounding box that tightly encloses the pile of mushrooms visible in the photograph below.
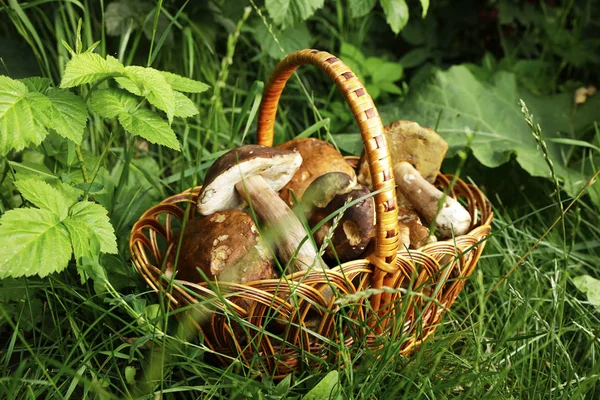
[167,121,472,298]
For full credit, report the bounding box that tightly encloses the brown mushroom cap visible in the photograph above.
[303,172,375,262]
[168,210,275,284]
[197,145,302,215]
[276,138,356,206]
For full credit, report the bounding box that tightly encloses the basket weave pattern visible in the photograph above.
[129,50,493,377]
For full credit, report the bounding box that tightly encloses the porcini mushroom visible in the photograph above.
[357,120,458,246]
[276,138,356,206]
[302,172,375,262]
[197,145,328,274]
[394,161,471,237]
[167,210,275,283]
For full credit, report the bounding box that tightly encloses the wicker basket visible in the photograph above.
[129,49,493,377]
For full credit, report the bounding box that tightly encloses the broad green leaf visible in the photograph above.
[118,108,180,150]
[380,0,409,34]
[14,178,74,220]
[0,208,72,278]
[371,61,404,83]
[572,275,600,311]
[115,76,142,96]
[20,77,51,93]
[60,53,124,88]
[173,91,199,118]
[253,22,312,60]
[339,42,367,81]
[379,66,600,196]
[420,0,430,18]
[68,201,118,255]
[0,77,50,154]
[46,88,88,143]
[375,81,403,95]
[349,0,376,18]
[303,370,339,400]
[123,66,175,123]
[266,0,325,28]
[89,88,138,119]
[160,71,210,93]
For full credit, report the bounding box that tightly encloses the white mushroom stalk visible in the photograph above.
[394,161,472,237]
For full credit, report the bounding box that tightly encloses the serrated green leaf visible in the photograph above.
[14,178,74,220]
[60,52,124,88]
[0,77,51,154]
[20,77,52,93]
[123,66,175,123]
[173,91,199,118]
[115,76,142,96]
[46,88,88,143]
[89,88,138,119]
[0,208,72,278]
[266,0,325,28]
[118,108,180,150]
[349,0,376,18]
[303,370,339,400]
[68,201,118,255]
[379,65,600,196]
[371,61,404,83]
[381,0,409,34]
[160,71,210,93]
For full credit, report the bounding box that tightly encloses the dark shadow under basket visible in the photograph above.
[129,50,493,378]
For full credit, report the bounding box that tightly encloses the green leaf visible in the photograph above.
[399,47,430,69]
[124,366,137,385]
[303,370,339,400]
[63,218,102,261]
[60,53,124,88]
[14,178,74,220]
[20,77,52,93]
[118,109,180,151]
[380,0,409,34]
[0,77,51,154]
[123,66,175,123]
[420,0,430,18]
[173,91,199,118]
[46,89,88,144]
[253,22,312,60]
[371,61,404,83]
[68,201,118,255]
[379,65,600,196]
[0,208,72,278]
[266,0,325,28]
[349,0,376,18]
[89,88,138,118]
[339,42,366,81]
[572,275,600,311]
[160,71,210,93]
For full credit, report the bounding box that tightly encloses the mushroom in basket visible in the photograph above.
[357,120,471,245]
[301,172,375,263]
[276,138,356,206]
[167,209,274,284]
[196,144,328,275]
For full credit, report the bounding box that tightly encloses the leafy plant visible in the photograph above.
[339,41,405,99]
[0,37,208,281]
[349,0,430,34]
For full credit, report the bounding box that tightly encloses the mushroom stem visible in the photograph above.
[394,162,471,237]
[235,175,327,273]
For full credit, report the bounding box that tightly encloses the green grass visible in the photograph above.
[1,1,600,399]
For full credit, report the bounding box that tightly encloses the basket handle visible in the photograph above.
[256,49,400,312]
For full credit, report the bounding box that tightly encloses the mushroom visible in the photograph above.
[394,161,471,237]
[301,172,375,262]
[357,120,455,246]
[276,138,356,206]
[196,145,328,275]
[166,210,275,284]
